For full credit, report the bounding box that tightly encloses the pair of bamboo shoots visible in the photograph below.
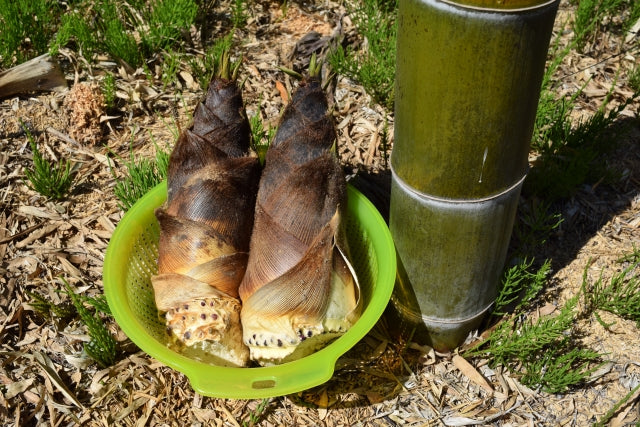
[151,64,361,367]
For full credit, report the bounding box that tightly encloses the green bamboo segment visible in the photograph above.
[389,0,559,350]
[392,0,559,199]
[389,175,522,351]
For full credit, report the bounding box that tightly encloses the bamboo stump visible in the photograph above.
[389,0,560,351]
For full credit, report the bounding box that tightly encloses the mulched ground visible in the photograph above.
[1,0,639,425]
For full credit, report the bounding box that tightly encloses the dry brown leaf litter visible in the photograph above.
[1,0,640,425]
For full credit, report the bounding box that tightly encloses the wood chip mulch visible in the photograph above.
[1,0,639,425]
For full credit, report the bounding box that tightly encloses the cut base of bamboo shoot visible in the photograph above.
[162,294,249,367]
[242,249,361,365]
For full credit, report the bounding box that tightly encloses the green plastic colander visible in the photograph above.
[103,181,396,399]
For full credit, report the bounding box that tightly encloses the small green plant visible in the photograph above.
[102,72,118,110]
[465,294,603,394]
[573,0,636,49]
[512,201,563,255]
[231,0,249,28]
[465,259,606,394]
[468,247,640,394]
[629,65,640,93]
[112,146,169,211]
[582,249,640,328]
[530,27,580,154]
[62,278,117,368]
[523,24,635,203]
[154,142,171,178]
[618,245,640,264]
[190,33,235,90]
[98,1,142,67]
[0,0,61,67]
[249,112,276,165]
[26,290,76,321]
[280,0,289,17]
[525,90,637,201]
[22,124,75,200]
[491,259,551,318]
[50,9,97,59]
[531,87,580,154]
[328,0,397,110]
[100,0,197,66]
[51,0,198,69]
[242,398,270,427]
[161,50,183,91]
[573,0,603,47]
[82,293,112,316]
[141,0,198,54]
[517,341,602,394]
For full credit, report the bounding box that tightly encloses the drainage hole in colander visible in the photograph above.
[251,379,276,389]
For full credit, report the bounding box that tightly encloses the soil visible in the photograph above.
[1,0,639,425]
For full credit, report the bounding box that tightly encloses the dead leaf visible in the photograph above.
[275,80,289,103]
[0,213,8,260]
[88,369,111,396]
[452,354,493,395]
[15,223,58,248]
[99,114,121,123]
[56,254,83,279]
[4,378,35,399]
[17,206,62,221]
[366,391,385,404]
[34,352,83,408]
[409,342,437,365]
[114,397,147,422]
[625,16,640,43]
[179,71,196,89]
[538,302,557,316]
[317,389,329,420]
[192,408,218,423]
[443,400,522,426]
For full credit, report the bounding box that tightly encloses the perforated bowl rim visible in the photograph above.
[104,181,396,399]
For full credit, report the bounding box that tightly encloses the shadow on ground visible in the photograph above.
[520,116,640,271]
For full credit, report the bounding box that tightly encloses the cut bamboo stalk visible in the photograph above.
[0,54,67,99]
[389,0,559,351]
